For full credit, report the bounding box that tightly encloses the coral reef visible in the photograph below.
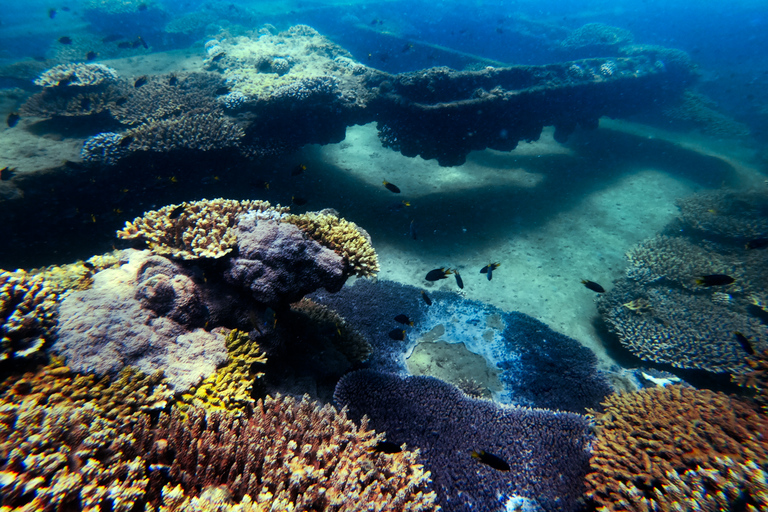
[224,215,348,307]
[81,132,133,165]
[33,63,119,88]
[334,370,593,512]
[312,279,612,413]
[177,329,268,416]
[0,270,58,362]
[676,188,768,240]
[598,278,764,373]
[126,112,245,153]
[585,385,768,512]
[53,250,228,391]
[663,90,751,138]
[137,395,438,511]
[285,210,380,278]
[733,349,768,413]
[29,253,121,293]
[117,199,285,260]
[21,82,129,118]
[560,23,635,51]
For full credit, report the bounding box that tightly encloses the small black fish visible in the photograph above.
[136,35,148,49]
[471,450,510,471]
[215,86,231,95]
[118,136,133,147]
[734,332,755,355]
[480,263,500,281]
[581,280,605,293]
[168,205,185,219]
[394,314,413,326]
[61,6,70,11]
[85,51,97,61]
[410,219,418,240]
[0,166,16,181]
[102,34,123,43]
[48,8,57,18]
[421,290,432,306]
[82,261,95,270]
[168,74,178,86]
[58,36,72,44]
[696,274,735,287]
[426,268,451,281]
[370,441,401,454]
[292,164,306,176]
[134,76,148,88]
[388,329,406,341]
[117,41,132,49]
[115,97,128,106]
[383,180,401,193]
[291,196,308,206]
[6,112,20,128]
[746,238,768,250]
[454,270,464,289]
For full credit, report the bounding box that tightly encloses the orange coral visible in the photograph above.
[585,385,768,512]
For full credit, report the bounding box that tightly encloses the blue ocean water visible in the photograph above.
[0,0,767,510]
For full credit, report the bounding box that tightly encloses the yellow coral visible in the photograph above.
[117,199,288,260]
[285,211,379,278]
[177,329,268,415]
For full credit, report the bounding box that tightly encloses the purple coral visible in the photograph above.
[334,370,593,512]
[224,216,347,307]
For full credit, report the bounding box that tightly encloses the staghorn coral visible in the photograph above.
[177,329,268,416]
[53,250,229,391]
[290,298,372,363]
[585,385,768,512]
[560,23,634,50]
[117,199,285,260]
[597,279,765,374]
[733,349,768,413]
[285,210,379,278]
[0,270,58,362]
[33,63,120,88]
[137,395,438,511]
[126,112,246,154]
[625,234,736,288]
[335,370,593,512]
[676,188,768,240]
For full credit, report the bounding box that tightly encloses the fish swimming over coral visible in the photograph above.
[695,274,735,287]
[581,280,605,293]
[471,450,510,471]
[394,314,413,326]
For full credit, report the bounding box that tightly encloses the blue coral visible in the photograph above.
[334,370,593,512]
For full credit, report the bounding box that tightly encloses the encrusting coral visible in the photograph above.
[137,395,438,511]
[0,269,58,362]
[177,329,268,416]
[117,199,287,260]
[585,385,768,512]
[285,210,380,278]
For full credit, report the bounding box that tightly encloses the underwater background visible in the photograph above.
[1,0,767,511]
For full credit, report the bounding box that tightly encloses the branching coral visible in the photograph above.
[126,112,246,153]
[585,385,768,512]
[177,329,268,416]
[21,82,130,118]
[117,199,285,260]
[285,210,379,278]
[0,270,58,361]
[137,395,438,511]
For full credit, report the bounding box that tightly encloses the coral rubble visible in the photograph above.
[585,385,768,512]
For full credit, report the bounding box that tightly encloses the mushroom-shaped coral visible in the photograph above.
[0,270,58,361]
[136,395,438,511]
[585,385,768,512]
[285,209,379,278]
[117,199,286,260]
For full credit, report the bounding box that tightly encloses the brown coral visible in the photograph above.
[585,385,768,512]
[285,210,379,278]
[138,395,437,511]
[0,270,58,361]
[117,199,287,260]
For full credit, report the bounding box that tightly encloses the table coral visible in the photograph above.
[285,210,379,278]
[33,63,119,88]
[585,385,768,512]
[136,395,438,511]
[334,370,594,512]
[117,199,285,260]
[0,270,58,362]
